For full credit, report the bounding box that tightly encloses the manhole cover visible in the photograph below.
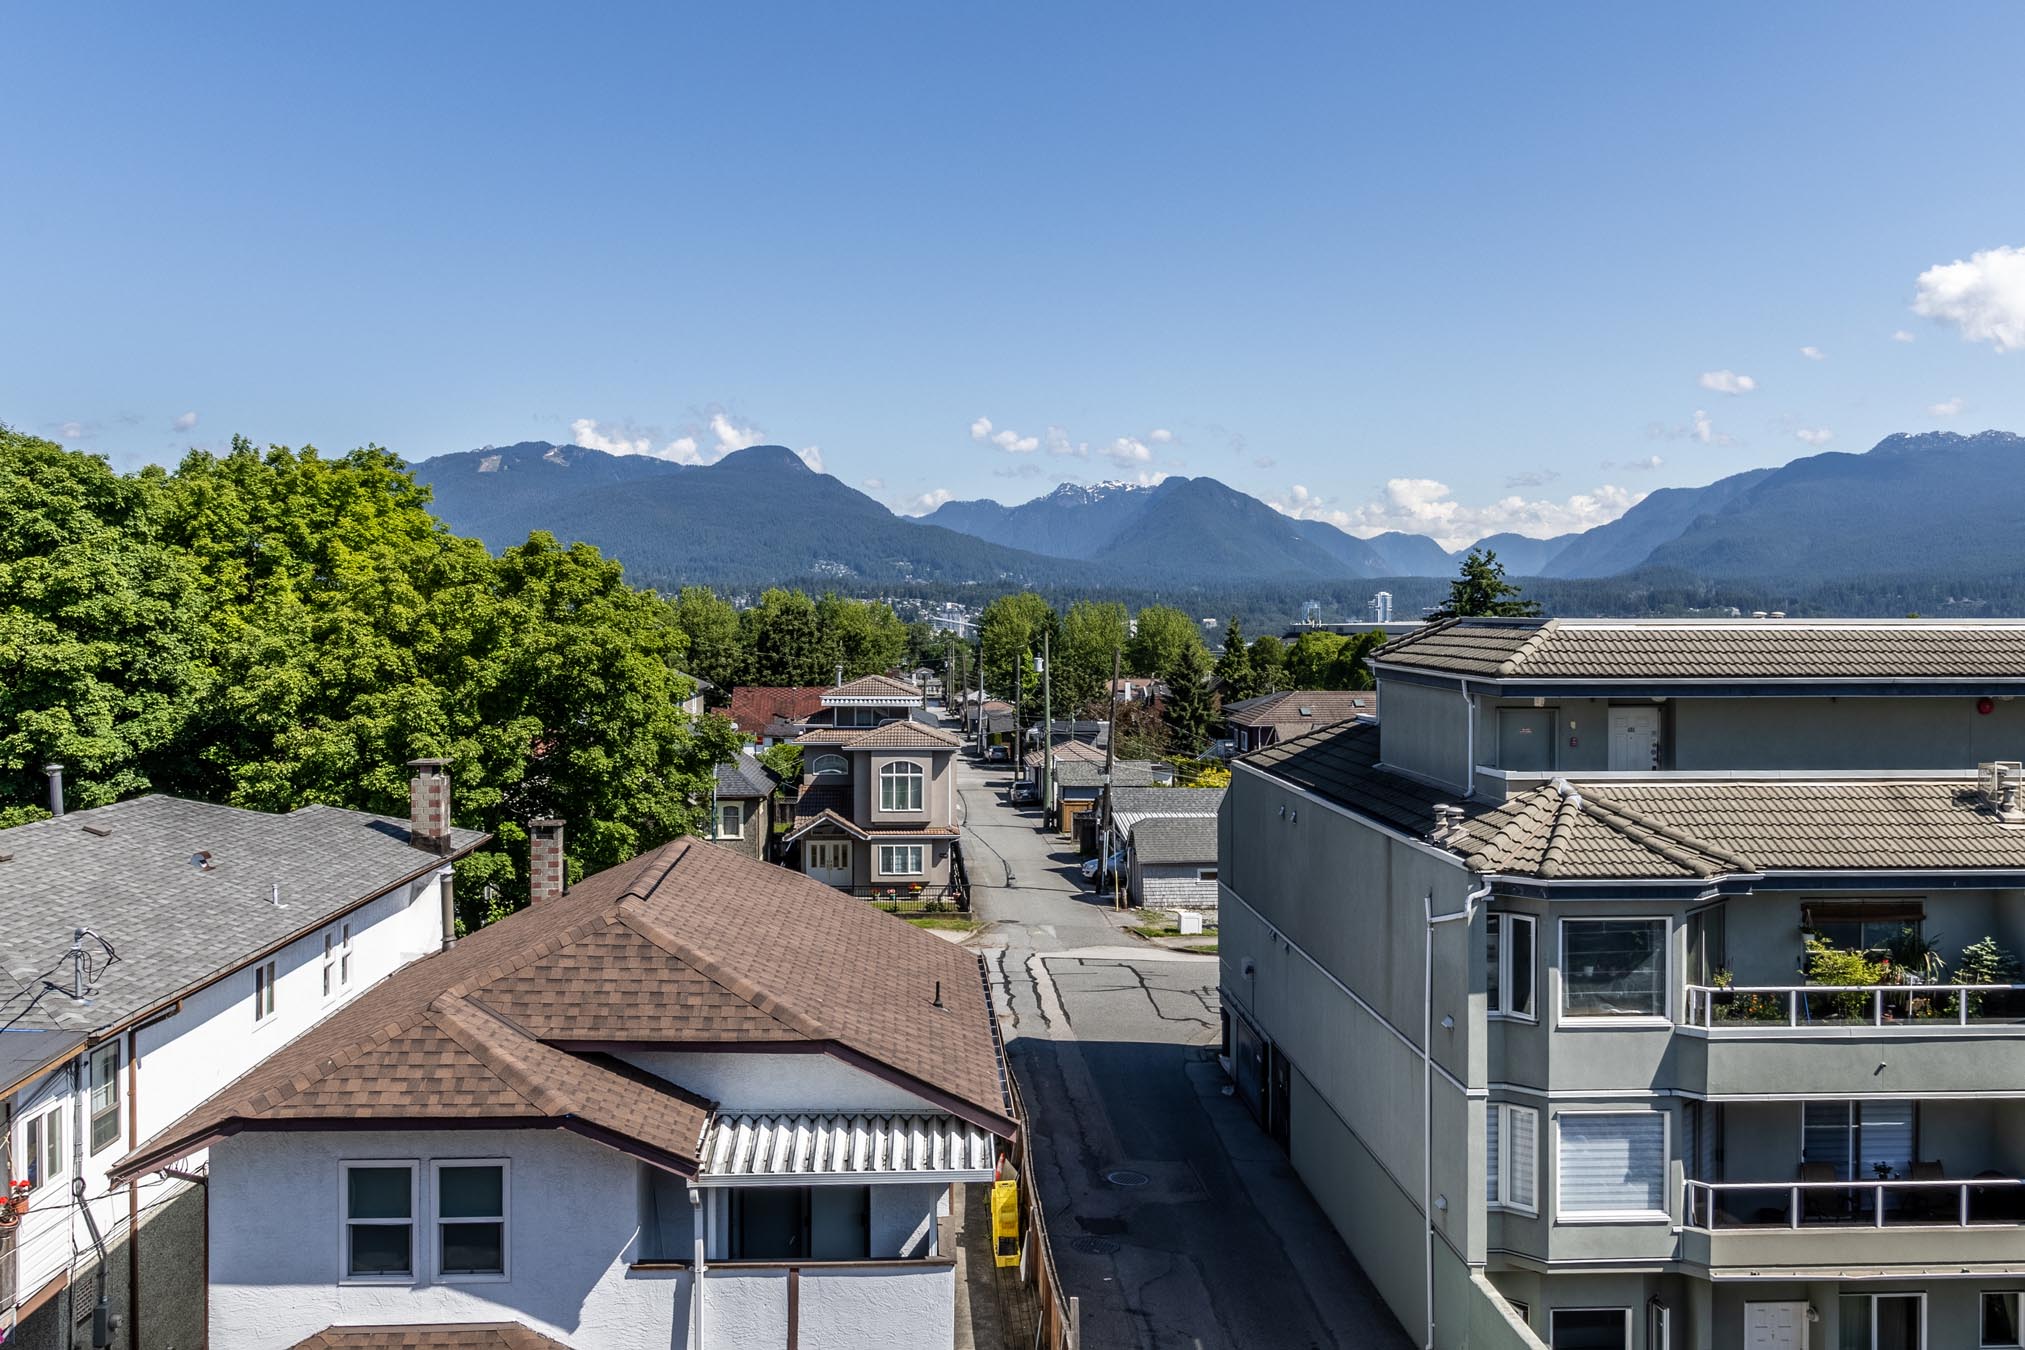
[1070,1236,1121,1255]
[1105,1168,1150,1187]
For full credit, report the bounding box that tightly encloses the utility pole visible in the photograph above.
[1101,646,1120,906]
[1040,630,1054,827]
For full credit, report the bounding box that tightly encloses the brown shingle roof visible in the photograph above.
[727,686,827,734]
[1221,690,1376,728]
[1372,617,2025,682]
[115,839,1011,1180]
[289,1325,568,1350]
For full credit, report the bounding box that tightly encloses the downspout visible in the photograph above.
[689,1187,706,1348]
[1460,678,1476,800]
[1422,878,1490,1350]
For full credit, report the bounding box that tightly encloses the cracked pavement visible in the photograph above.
[955,746,1409,1350]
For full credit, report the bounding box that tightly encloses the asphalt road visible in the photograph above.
[955,748,1410,1350]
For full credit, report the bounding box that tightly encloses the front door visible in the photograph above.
[1744,1302,1808,1349]
[1608,706,1662,771]
[1498,708,1555,772]
[805,839,852,889]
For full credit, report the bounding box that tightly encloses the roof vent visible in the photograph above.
[1427,804,1468,846]
[1979,762,2025,823]
[192,850,216,872]
[80,823,112,838]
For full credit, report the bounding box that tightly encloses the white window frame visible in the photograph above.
[1557,916,1671,1025]
[1196,867,1219,882]
[878,844,925,877]
[1488,912,1538,1022]
[88,1040,120,1155]
[253,958,278,1025]
[1982,1291,2025,1348]
[1549,1307,1632,1348]
[806,840,850,873]
[1486,1102,1539,1216]
[714,801,743,840]
[879,760,925,813]
[1649,1299,1671,1350]
[23,1105,65,1192]
[339,1160,419,1284]
[1553,1108,1670,1224]
[431,1157,510,1284]
[1843,1292,1927,1349]
[808,753,848,777]
[340,921,352,987]
[322,931,339,999]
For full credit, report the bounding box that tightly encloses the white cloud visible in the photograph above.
[1795,427,1834,446]
[1270,477,1644,552]
[56,421,85,440]
[173,410,199,431]
[861,477,885,490]
[1893,329,1917,343]
[1698,369,1757,395]
[1929,397,1964,418]
[709,412,764,456]
[1626,454,1664,471]
[796,444,825,472]
[570,412,769,465]
[1799,346,1825,361]
[1148,428,1174,443]
[1044,426,1085,458]
[896,488,953,516]
[1913,244,2025,352]
[970,417,992,440]
[1652,409,1732,446]
[1102,437,1153,465]
[967,415,1037,453]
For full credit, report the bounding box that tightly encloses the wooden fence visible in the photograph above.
[999,1017,1079,1350]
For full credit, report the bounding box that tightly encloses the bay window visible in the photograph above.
[1561,918,1667,1019]
[1486,1102,1538,1213]
[1488,913,1536,1019]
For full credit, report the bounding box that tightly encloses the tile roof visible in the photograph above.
[804,722,963,751]
[0,796,487,1039]
[289,1326,568,1350]
[712,756,777,799]
[1023,740,1108,768]
[727,686,827,735]
[115,838,1012,1180]
[1221,690,1376,728]
[1129,816,1220,866]
[1243,720,2025,882]
[1372,617,2025,682]
[822,674,926,704]
[793,727,864,745]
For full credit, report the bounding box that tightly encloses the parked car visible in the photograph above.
[1010,781,1037,804]
[986,745,1009,763]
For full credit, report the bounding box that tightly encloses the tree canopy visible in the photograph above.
[1124,604,1206,679]
[1431,548,1540,619]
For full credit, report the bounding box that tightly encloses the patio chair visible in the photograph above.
[1904,1161,1949,1221]
[1799,1162,1843,1222]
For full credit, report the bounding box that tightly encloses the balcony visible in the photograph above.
[1685,982,2025,1031]
[1682,1175,2025,1273]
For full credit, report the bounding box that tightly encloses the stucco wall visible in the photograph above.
[1374,678,1471,789]
[208,1129,692,1350]
[612,1050,938,1114]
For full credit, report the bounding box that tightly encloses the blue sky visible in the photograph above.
[6,3,2023,547]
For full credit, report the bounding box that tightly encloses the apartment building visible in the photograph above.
[1219,618,2025,1350]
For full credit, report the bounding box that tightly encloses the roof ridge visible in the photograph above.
[1494,618,1560,677]
[430,996,576,1118]
[240,1011,436,1115]
[1462,788,1557,871]
[1576,787,1752,875]
[1536,791,1583,879]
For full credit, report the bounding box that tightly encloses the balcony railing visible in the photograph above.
[1684,982,2025,1030]
[1685,1177,2025,1230]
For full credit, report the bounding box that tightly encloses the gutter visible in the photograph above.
[690,1189,707,1349]
[1422,878,1490,1350]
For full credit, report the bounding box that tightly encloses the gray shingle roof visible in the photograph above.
[712,756,777,799]
[1372,617,2025,682]
[1244,720,2025,881]
[1130,816,1219,866]
[1053,760,1170,789]
[1106,787,1226,818]
[0,796,486,1038]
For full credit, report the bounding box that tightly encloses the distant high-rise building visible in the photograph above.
[1367,590,1393,624]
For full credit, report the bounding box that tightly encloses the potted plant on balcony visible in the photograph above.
[1883,926,1947,1020]
[1952,936,2022,1020]
[1709,968,1784,1024]
[1804,937,1884,1022]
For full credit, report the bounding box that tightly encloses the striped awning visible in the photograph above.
[695,1112,999,1186]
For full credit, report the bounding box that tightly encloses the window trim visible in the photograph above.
[24,1105,65,1191]
[714,801,743,840]
[1557,916,1671,1026]
[431,1157,511,1284]
[1842,1291,1927,1350]
[1553,1107,1670,1225]
[808,753,848,778]
[806,840,851,874]
[1195,867,1219,882]
[1548,1306,1632,1348]
[879,759,926,814]
[339,1159,419,1285]
[878,843,925,877]
[1982,1291,2025,1348]
[340,922,352,987]
[88,1040,121,1155]
[1487,1102,1539,1216]
[253,958,279,1025]
[1488,912,1538,1023]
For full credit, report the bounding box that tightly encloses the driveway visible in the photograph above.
[952,745,1409,1350]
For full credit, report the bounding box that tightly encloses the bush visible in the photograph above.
[1805,937,1884,1020]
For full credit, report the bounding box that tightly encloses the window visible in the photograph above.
[1556,1111,1666,1219]
[879,760,924,812]
[341,922,352,986]
[88,1041,120,1154]
[24,1107,64,1190]
[1550,1308,1630,1349]
[1841,1293,1924,1350]
[341,1162,416,1281]
[434,1161,507,1280]
[637,1165,692,1262]
[1803,1099,1914,1182]
[1486,1103,1538,1214]
[1196,868,1219,882]
[1806,901,1923,960]
[715,802,743,840]
[879,844,925,876]
[1561,918,1667,1019]
[1984,1293,2025,1348]
[253,959,278,1023]
[1489,913,1536,1020]
[808,753,847,778]
[728,1185,870,1261]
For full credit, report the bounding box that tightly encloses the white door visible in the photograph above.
[805,840,852,889]
[1607,706,1662,771]
[1744,1302,1808,1349]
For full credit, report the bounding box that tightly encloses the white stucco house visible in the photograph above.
[112,828,1016,1350]
[1,761,486,1349]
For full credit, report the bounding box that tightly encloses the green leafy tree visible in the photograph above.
[817,594,909,680]
[1159,640,1217,755]
[979,591,1055,715]
[1058,600,1128,714]
[1285,631,1349,688]
[1214,616,1260,701]
[1126,605,1205,679]
[1431,548,1541,619]
[671,586,743,700]
[741,588,839,686]
[756,741,803,784]
[1249,634,1288,694]
[1324,629,1386,691]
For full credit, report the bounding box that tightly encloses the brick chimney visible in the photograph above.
[406,759,453,854]
[528,818,566,904]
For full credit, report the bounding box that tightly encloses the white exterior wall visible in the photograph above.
[702,1264,953,1350]
[1135,862,1219,911]
[210,1129,690,1350]
[615,1051,935,1114]
[4,868,448,1324]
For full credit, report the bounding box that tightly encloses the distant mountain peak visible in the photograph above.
[714,443,811,472]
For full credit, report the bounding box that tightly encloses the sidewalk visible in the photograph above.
[952,1182,1038,1350]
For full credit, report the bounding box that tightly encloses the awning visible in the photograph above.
[695,1112,999,1186]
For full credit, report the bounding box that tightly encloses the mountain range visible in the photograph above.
[412,430,2025,609]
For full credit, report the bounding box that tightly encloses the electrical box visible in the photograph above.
[991,1178,1020,1267]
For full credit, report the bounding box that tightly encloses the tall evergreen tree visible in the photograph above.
[1431,548,1540,619]
[1213,615,1259,701]
[1160,640,1217,756]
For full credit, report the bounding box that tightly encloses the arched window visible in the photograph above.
[809,754,848,778]
[879,760,924,812]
